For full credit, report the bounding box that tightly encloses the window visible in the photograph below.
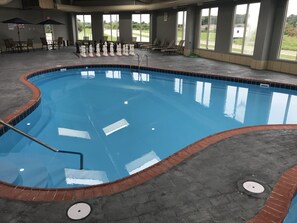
[177,11,187,45]
[279,0,297,61]
[199,7,218,50]
[132,14,150,42]
[231,3,260,55]
[76,15,92,40]
[103,14,119,41]
[44,25,53,42]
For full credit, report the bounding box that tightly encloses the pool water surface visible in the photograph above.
[1,67,297,188]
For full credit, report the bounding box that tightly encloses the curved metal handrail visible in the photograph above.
[143,54,148,66]
[0,119,83,170]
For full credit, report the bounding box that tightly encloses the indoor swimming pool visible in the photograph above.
[1,66,297,189]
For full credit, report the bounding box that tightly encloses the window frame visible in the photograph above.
[231,3,261,55]
[176,11,187,45]
[278,0,297,61]
[103,14,120,42]
[199,7,218,50]
[76,14,93,41]
[132,14,151,43]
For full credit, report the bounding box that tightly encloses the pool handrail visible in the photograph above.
[135,53,140,68]
[0,119,84,170]
[143,54,148,66]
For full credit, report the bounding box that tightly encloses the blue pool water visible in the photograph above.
[1,67,297,189]
[284,193,297,223]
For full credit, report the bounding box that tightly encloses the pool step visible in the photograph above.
[0,154,49,188]
[47,159,68,188]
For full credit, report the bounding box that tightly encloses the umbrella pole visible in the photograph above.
[17,25,21,52]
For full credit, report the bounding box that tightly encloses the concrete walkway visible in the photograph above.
[0,47,297,222]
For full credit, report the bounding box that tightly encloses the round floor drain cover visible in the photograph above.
[67,202,91,220]
[243,181,265,194]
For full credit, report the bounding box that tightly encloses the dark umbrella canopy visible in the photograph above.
[37,19,63,25]
[2,17,32,51]
[2,17,32,24]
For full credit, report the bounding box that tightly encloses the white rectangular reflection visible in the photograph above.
[103,119,129,136]
[286,95,297,123]
[268,92,289,124]
[174,78,183,94]
[106,70,121,79]
[224,86,237,118]
[224,86,248,123]
[58,128,91,139]
[81,71,95,79]
[132,72,150,82]
[235,87,248,123]
[65,168,108,185]
[126,151,161,175]
[195,81,211,107]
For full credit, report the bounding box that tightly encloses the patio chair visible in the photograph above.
[161,40,185,54]
[40,37,49,50]
[26,38,34,51]
[57,37,63,49]
[3,39,17,52]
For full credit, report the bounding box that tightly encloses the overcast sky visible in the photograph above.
[287,0,297,16]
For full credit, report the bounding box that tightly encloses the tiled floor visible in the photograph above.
[0,47,297,222]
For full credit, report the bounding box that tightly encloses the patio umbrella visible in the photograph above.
[37,19,64,25]
[37,19,64,46]
[2,17,32,49]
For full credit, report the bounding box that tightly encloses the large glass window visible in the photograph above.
[231,3,260,55]
[279,0,297,61]
[177,11,187,44]
[199,7,218,50]
[76,15,92,40]
[132,14,150,42]
[103,14,119,41]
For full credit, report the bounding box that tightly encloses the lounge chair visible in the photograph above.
[151,39,168,51]
[152,39,175,51]
[139,38,159,50]
[161,40,185,54]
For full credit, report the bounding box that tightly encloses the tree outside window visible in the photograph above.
[132,14,150,42]
[279,0,297,61]
[231,3,260,55]
[103,14,119,42]
[199,7,218,50]
[76,15,92,40]
[177,11,187,45]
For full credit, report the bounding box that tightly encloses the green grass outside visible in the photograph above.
[281,35,297,51]
[78,28,92,40]
[132,29,150,40]
[199,32,216,49]
[279,53,296,60]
